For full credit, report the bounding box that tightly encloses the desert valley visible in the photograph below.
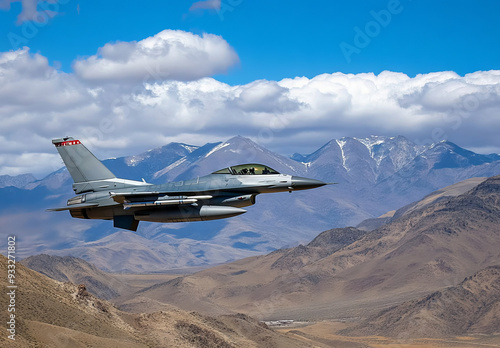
[2,170,499,347]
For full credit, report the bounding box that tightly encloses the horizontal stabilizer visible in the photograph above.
[46,203,99,212]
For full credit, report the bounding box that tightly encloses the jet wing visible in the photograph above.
[47,203,99,212]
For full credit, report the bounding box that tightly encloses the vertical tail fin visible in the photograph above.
[52,137,116,183]
[52,137,148,193]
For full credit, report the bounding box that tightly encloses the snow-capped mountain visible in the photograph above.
[372,140,500,207]
[152,136,305,183]
[294,135,427,184]
[2,135,500,272]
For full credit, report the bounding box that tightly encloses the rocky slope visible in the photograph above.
[342,265,500,338]
[114,175,500,321]
[357,176,487,231]
[20,254,132,299]
[0,254,314,347]
[2,135,500,271]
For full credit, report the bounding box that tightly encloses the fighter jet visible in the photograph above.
[48,137,328,231]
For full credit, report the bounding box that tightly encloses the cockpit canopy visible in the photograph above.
[212,164,280,175]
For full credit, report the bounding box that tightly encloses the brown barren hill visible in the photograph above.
[20,254,132,299]
[341,265,500,338]
[0,254,316,347]
[114,226,369,317]
[117,175,500,321]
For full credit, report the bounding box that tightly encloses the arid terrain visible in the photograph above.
[342,265,500,338]
[4,253,499,347]
[112,176,500,323]
[3,175,500,347]
[20,254,133,300]
[1,254,321,347]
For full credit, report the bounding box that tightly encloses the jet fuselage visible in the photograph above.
[49,137,327,231]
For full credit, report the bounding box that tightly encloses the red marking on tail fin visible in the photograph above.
[55,140,81,147]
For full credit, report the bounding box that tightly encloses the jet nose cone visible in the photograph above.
[290,176,327,190]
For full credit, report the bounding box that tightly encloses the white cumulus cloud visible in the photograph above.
[73,30,239,84]
[1,37,500,178]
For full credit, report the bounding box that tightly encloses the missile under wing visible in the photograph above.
[48,137,328,231]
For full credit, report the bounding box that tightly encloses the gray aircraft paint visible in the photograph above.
[49,137,327,231]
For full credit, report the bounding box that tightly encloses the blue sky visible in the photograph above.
[1,0,500,177]
[2,0,499,84]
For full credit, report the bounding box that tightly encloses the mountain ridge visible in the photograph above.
[0,173,37,188]
[113,174,500,321]
[20,254,132,299]
[341,265,500,338]
[2,134,500,271]
[0,254,313,347]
